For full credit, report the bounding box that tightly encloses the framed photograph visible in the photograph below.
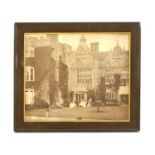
[14,22,140,132]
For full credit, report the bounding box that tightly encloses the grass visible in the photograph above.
[25,105,129,121]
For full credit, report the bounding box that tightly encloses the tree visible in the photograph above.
[99,77,106,103]
[87,89,95,101]
[114,74,121,105]
[59,58,69,107]
[95,77,106,112]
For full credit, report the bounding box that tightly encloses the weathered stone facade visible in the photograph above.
[67,35,129,105]
[25,34,129,107]
[25,34,69,107]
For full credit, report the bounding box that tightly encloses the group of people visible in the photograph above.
[69,98,93,108]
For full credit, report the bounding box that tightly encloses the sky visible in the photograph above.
[59,33,130,52]
[25,33,130,52]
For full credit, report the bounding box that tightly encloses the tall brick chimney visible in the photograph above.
[46,34,58,42]
[90,42,99,52]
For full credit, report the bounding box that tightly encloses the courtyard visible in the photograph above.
[25,105,129,122]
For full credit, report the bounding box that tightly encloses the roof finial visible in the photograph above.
[79,34,87,48]
[80,34,86,42]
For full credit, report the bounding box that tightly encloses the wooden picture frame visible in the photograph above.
[14,22,140,132]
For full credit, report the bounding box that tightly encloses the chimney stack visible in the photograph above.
[90,42,99,52]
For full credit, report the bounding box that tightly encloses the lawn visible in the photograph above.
[25,105,129,121]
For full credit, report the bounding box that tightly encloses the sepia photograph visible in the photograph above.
[24,32,130,122]
[14,23,140,131]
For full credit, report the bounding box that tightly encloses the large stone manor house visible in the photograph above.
[25,34,129,107]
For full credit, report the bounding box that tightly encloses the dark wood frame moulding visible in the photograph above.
[14,22,140,132]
